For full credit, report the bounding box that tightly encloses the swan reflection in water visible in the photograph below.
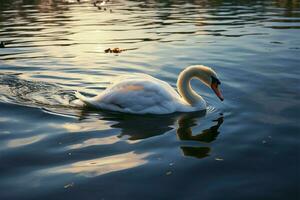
[177,113,223,159]
[79,109,224,159]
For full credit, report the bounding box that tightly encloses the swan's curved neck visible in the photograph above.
[177,67,207,106]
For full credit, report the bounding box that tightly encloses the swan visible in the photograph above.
[75,65,224,114]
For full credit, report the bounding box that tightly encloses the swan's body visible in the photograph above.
[76,65,223,114]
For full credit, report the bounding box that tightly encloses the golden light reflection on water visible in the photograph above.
[68,136,119,149]
[48,119,123,149]
[49,119,112,132]
[7,135,45,148]
[47,151,149,177]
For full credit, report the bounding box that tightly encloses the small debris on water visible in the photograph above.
[271,41,283,44]
[104,47,137,54]
[169,162,174,166]
[166,171,172,176]
[64,182,74,189]
[93,0,112,12]
[105,48,122,53]
[68,152,72,155]
[215,157,224,161]
[262,140,267,144]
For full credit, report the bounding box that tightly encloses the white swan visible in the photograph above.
[75,65,224,114]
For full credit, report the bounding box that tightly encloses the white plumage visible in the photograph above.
[76,65,223,114]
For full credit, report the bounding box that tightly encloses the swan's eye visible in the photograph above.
[211,76,221,85]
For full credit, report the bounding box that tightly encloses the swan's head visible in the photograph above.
[188,65,224,101]
[210,74,224,101]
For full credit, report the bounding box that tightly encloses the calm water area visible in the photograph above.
[0,0,299,199]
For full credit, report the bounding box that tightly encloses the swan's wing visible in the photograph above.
[98,76,183,114]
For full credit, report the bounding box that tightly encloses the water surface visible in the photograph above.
[0,0,299,199]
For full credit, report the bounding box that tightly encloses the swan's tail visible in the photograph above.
[75,91,93,106]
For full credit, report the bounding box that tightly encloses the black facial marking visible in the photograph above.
[211,76,221,85]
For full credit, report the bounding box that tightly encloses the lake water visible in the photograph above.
[0,0,299,199]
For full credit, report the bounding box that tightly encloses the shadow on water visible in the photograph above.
[80,109,224,159]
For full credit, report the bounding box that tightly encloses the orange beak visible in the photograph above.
[211,83,224,101]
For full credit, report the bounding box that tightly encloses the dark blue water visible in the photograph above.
[0,0,299,199]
